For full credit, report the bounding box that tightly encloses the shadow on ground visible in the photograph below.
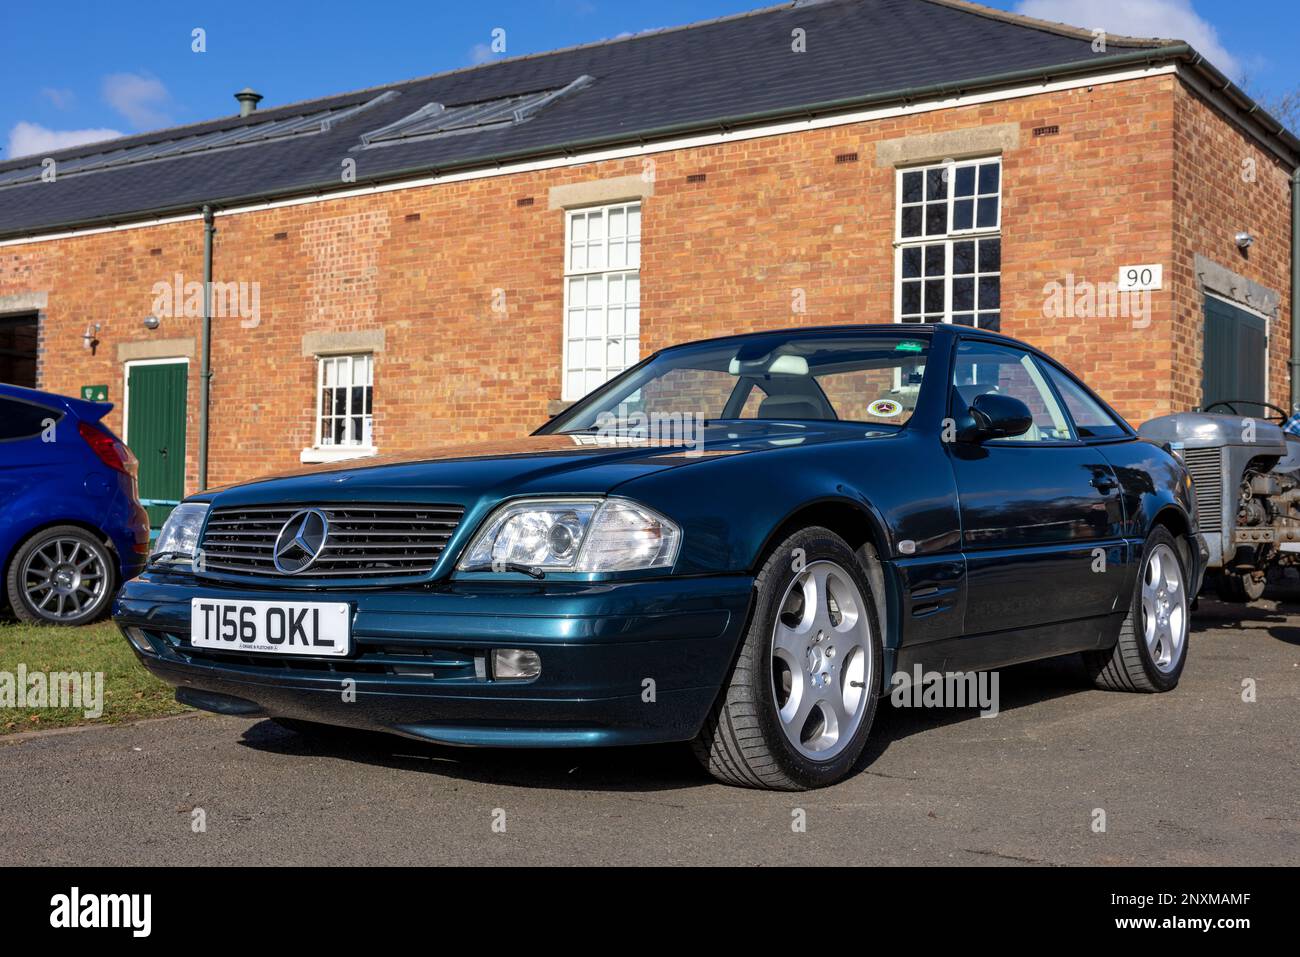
[235,599,1279,793]
[236,653,1096,793]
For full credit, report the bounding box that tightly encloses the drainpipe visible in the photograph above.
[1292,169,1300,411]
[198,205,215,490]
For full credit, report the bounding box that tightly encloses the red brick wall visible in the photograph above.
[1172,82,1294,414]
[0,73,1291,494]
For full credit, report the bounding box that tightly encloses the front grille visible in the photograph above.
[1182,448,1223,534]
[198,503,464,579]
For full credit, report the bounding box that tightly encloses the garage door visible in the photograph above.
[1201,295,1268,413]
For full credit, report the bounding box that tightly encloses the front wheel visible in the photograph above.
[1084,526,1189,692]
[692,527,883,790]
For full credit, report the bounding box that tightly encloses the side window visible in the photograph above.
[0,398,61,441]
[952,341,1074,443]
[1039,362,1128,439]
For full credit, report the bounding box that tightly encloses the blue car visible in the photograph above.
[114,325,1205,789]
[1,384,149,625]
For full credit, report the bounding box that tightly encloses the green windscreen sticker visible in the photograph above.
[895,341,924,353]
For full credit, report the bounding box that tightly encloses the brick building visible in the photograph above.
[0,0,1296,519]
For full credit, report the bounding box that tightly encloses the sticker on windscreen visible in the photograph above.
[895,341,924,353]
[868,399,903,418]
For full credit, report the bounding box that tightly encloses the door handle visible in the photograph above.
[1091,476,1118,494]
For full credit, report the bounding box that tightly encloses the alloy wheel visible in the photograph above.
[770,560,873,760]
[1140,542,1187,673]
[21,537,108,622]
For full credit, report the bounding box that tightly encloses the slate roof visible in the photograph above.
[0,0,1287,241]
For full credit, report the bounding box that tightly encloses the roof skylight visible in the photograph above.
[0,92,398,188]
[358,75,594,148]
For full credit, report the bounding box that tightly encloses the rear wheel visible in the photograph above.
[692,527,882,790]
[1085,526,1189,692]
[1212,569,1266,603]
[5,526,114,626]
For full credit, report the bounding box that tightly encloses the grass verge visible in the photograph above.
[0,620,188,734]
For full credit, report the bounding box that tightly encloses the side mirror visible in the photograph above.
[960,393,1034,443]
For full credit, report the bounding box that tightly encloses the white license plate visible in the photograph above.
[190,599,351,657]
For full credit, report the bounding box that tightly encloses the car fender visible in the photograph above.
[0,479,118,575]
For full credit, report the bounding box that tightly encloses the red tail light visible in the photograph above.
[78,420,138,477]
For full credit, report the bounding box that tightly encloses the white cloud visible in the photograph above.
[6,121,123,159]
[102,71,172,129]
[40,87,75,110]
[1014,0,1240,79]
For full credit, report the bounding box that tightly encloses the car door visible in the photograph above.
[945,339,1126,639]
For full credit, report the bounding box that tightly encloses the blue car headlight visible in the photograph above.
[458,498,681,573]
[150,502,209,567]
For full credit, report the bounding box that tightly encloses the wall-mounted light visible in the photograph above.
[1235,231,1255,250]
[82,322,101,351]
[143,315,161,330]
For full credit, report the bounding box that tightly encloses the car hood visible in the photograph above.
[199,421,880,509]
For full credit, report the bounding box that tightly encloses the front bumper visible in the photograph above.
[113,573,753,748]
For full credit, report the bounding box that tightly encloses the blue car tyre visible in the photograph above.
[693,526,884,790]
[1084,526,1190,693]
[6,525,115,626]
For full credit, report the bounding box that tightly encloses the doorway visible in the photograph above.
[1201,294,1269,414]
[0,312,38,387]
[124,359,189,531]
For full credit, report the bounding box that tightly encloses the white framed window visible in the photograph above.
[316,353,373,449]
[894,157,1002,329]
[563,202,641,401]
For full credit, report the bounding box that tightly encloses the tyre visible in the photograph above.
[1084,526,1189,693]
[1212,570,1266,603]
[692,527,883,790]
[5,525,115,626]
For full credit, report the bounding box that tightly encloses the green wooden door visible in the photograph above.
[126,362,188,530]
[1202,296,1268,413]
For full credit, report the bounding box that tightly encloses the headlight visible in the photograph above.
[150,502,209,566]
[458,498,680,574]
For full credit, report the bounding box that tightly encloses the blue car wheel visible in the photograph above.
[6,525,115,626]
[692,526,883,790]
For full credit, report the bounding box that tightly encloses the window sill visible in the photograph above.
[300,446,379,464]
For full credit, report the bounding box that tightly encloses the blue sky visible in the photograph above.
[1,0,1295,159]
